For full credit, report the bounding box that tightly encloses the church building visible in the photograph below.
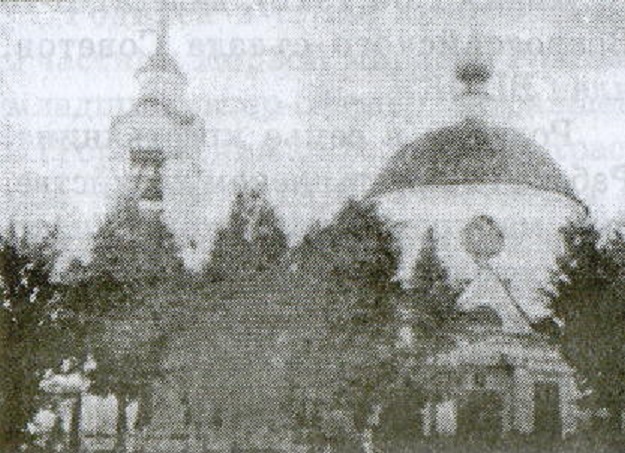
[370,49,585,439]
[63,14,586,452]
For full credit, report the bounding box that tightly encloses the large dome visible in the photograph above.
[368,118,578,202]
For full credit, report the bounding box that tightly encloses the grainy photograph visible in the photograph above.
[1,0,625,452]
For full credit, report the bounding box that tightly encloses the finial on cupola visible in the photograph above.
[455,33,494,96]
[454,32,498,123]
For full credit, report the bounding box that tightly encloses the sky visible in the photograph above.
[1,0,625,268]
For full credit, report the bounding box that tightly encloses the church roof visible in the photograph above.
[136,50,184,76]
[457,266,532,335]
[368,118,579,202]
[111,96,201,131]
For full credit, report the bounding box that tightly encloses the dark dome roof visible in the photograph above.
[368,118,579,202]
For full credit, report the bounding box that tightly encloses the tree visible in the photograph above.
[79,197,183,451]
[206,186,288,281]
[546,219,625,432]
[64,269,167,453]
[297,199,398,293]
[361,227,461,447]
[62,270,128,449]
[410,227,460,329]
[87,307,166,453]
[89,196,184,286]
[0,226,69,451]
[287,199,401,452]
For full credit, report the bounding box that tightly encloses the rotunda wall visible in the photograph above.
[375,184,585,316]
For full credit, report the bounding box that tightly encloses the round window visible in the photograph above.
[462,215,505,261]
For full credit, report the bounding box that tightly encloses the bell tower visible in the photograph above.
[109,0,205,214]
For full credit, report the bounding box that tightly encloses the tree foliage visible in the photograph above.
[206,186,288,281]
[0,227,68,450]
[89,309,166,450]
[64,266,168,452]
[89,197,184,286]
[66,198,181,451]
[286,199,401,451]
[410,227,460,329]
[297,199,399,294]
[547,219,625,430]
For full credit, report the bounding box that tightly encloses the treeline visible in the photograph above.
[2,188,625,452]
[0,185,291,453]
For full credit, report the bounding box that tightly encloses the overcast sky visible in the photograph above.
[1,0,625,268]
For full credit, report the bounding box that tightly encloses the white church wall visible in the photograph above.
[560,374,580,437]
[375,184,585,317]
[79,394,138,438]
[435,399,458,435]
[422,402,435,437]
[513,367,535,434]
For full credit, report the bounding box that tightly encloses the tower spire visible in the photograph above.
[156,0,169,54]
